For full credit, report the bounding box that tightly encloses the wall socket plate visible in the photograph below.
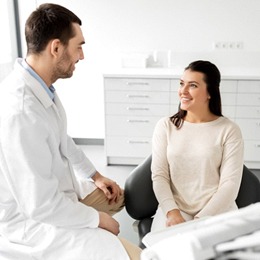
[213,41,244,50]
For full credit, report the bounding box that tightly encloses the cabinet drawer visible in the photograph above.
[104,78,170,91]
[171,79,237,92]
[169,84,179,113]
[170,82,237,105]
[105,90,169,104]
[170,92,180,105]
[238,81,260,93]
[105,137,151,158]
[169,104,181,115]
[171,80,180,91]
[221,93,237,106]
[236,119,260,140]
[237,93,260,106]
[168,99,237,117]
[105,103,170,116]
[106,115,160,137]
[244,140,260,162]
[236,106,260,119]
[220,80,237,92]
[222,106,236,119]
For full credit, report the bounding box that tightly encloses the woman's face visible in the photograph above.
[178,69,210,114]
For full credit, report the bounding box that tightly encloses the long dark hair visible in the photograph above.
[25,3,82,55]
[170,60,223,128]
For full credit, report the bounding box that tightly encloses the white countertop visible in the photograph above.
[103,67,260,80]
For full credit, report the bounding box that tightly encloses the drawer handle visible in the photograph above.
[256,122,260,126]
[127,119,150,123]
[127,140,150,144]
[127,107,149,111]
[126,82,149,86]
[255,144,260,148]
[127,94,149,98]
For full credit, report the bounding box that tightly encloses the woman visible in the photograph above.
[151,60,244,231]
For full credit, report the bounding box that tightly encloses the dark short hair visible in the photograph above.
[25,3,82,55]
[171,60,223,128]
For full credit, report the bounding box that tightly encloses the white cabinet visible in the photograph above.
[104,77,171,165]
[170,80,181,114]
[235,80,260,168]
[220,80,237,119]
[104,74,260,168]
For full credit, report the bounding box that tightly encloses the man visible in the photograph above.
[0,3,141,259]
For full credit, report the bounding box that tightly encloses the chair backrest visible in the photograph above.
[125,155,158,220]
[125,155,260,220]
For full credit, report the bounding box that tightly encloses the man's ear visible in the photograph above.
[50,39,61,57]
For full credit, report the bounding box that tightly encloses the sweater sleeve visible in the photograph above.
[195,123,244,218]
[151,117,179,215]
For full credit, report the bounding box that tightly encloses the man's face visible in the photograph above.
[54,23,85,79]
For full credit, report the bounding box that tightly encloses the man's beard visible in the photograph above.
[52,51,74,82]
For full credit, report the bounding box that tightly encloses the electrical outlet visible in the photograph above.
[213,41,243,50]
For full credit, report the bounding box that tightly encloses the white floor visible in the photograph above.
[80,144,139,245]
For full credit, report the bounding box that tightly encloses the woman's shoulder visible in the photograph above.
[155,116,172,127]
[219,116,240,128]
[153,116,175,135]
[218,116,243,136]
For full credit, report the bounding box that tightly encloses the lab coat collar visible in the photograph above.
[15,58,54,109]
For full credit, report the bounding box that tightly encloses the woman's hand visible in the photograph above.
[92,171,123,204]
[166,209,186,227]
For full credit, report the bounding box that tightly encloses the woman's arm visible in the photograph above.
[151,118,179,217]
[195,123,244,218]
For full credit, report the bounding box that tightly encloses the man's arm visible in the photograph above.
[92,171,123,204]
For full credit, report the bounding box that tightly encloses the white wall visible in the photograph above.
[18,0,260,138]
[0,0,19,81]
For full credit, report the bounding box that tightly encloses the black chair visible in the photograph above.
[124,155,260,248]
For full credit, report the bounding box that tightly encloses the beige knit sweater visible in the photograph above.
[151,116,244,219]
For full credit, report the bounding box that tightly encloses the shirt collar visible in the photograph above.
[21,59,55,100]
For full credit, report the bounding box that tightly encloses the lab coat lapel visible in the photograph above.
[53,94,68,157]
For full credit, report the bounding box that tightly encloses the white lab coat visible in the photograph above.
[0,59,129,260]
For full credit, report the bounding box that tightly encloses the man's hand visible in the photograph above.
[92,171,123,204]
[166,209,186,227]
[98,211,120,235]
